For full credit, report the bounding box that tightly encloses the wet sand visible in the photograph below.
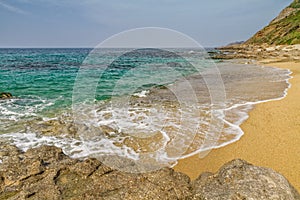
[174,61,300,191]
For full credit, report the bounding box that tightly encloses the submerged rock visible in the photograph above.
[0,145,299,200]
[0,92,12,99]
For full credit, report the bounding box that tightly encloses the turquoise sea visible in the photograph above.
[0,49,88,112]
[0,48,291,169]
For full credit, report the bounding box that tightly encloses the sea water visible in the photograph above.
[0,48,291,170]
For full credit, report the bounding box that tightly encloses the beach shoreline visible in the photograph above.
[174,60,300,191]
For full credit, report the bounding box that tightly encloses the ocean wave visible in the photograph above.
[0,62,292,171]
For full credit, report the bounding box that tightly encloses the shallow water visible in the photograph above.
[0,48,291,171]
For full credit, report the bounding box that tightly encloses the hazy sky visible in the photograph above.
[0,0,292,47]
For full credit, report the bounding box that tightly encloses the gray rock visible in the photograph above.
[0,146,299,200]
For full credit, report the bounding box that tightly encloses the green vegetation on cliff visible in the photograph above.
[290,0,300,8]
[246,0,300,45]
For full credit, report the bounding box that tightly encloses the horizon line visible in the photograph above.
[0,46,219,49]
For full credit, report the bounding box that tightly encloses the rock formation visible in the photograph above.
[0,143,299,200]
[193,159,300,200]
[212,44,300,62]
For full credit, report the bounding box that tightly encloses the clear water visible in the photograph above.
[0,48,291,171]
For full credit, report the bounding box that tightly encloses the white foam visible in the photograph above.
[0,96,55,121]
[132,90,149,98]
[204,66,292,151]
[0,65,292,168]
[0,132,140,161]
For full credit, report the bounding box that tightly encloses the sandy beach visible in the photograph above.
[174,61,300,191]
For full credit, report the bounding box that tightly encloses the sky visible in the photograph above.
[0,0,293,47]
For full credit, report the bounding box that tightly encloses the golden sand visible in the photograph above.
[174,61,300,191]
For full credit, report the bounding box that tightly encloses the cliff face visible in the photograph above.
[246,0,300,45]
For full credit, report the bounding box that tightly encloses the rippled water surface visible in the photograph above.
[0,48,291,169]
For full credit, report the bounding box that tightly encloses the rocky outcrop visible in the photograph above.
[0,144,299,200]
[245,0,300,45]
[193,159,300,200]
[0,92,12,99]
[213,44,300,62]
[0,144,192,200]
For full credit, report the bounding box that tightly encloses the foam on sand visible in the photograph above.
[0,62,292,171]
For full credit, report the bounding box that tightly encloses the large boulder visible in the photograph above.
[0,144,299,200]
[192,159,300,200]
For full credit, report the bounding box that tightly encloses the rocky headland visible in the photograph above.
[212,0,300,62]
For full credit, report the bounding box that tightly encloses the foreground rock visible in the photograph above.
[0,144,299,200]
[0,144,191,200]
[193,159,300,200]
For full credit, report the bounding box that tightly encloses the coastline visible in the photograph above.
[174,61,300,191]
[1,57,300,198]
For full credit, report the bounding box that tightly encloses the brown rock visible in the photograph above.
[192,159,300,200]
[0,145,192,199]
[0,146,299,200]
[0,92,12,99]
